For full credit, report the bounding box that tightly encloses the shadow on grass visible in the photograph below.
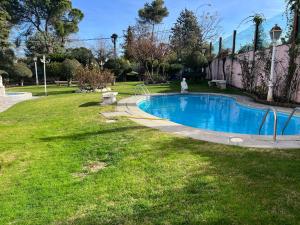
[79,102,100,107]
[40,126,147,142]
[33,90,76,96]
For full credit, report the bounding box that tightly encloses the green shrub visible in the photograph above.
[47,62,63,80]
[11,62,33,86]
[62,59,81,85]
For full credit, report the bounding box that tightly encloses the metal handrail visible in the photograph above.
[281,107,300,135]
[134,84,150,96]
[258,107,278,142]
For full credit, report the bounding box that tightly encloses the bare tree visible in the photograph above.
[198,11,222,42]
[93,38,113,64]
[129,26,171,82]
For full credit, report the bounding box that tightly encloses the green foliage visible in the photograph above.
[46,62,63,79]
[11,62,33,85]
[0,48,15,71]
[138,0,169,27]
[185,51,207,71]
[62,59,81,82]
[238,44,254,54]
[123,26,134,60]
[104,58,132,81]
[69,47,94,66]
[170,9,202,61]
[0,6,11,48]
[19,0,84,53]
[25,32,65,56]
[54,8,84,43]
[48,53,71,62]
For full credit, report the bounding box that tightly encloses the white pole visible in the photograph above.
[267,41,277,102]
[34,61,39,85]
[42,55,47,96]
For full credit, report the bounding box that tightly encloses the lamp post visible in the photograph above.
[40,55,50,96]
[111,33,118,60]
[195,3,212,15]
[33,56,39,86]
[267,24,282,102]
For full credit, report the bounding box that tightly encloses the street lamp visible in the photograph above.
[267,24,282,102]
[195,3,212,15]
[111,33,118,60]
[40,55,50,96]
[33,56,39,86]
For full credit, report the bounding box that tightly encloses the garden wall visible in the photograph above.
[207,44,300,103]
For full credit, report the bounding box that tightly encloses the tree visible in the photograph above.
[104,58,132,81]
[69,47,94,66]
[130,33,170,82]
[62,59,81,85]
[54,8,84,45]
[0,0,23,49]
[252,14,265,52]
[0,6,11,48]
[18,0,83,53]
[138,0,169,38]
[123,26,134,60]
[285,0,300,100]
[0,48,15,73]
[25,32,65,56]
[11,62,33,86]
[170,9,202,62]
[198,11,221,42]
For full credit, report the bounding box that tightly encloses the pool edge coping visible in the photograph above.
[117,92,300,149]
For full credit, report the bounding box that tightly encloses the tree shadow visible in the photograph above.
[79,102,99,107]
[40,126,147,142]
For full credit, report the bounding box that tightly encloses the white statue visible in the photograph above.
[0,75,5,96]
[181,78,188,93]
[0,75,3,87]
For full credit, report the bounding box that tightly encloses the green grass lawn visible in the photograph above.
[1,82,300,225]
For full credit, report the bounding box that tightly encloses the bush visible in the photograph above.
[69,47,94,66]
[62,59,81,85]
[48,53,71,62]
[11,62,33,86]
[75,67,114,91]
[47,62,63,80]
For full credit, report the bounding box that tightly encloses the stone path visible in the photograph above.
[0,93,36,113]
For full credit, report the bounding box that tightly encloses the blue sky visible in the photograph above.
[72,0,286,41]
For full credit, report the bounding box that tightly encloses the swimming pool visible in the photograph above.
[138,94,300,136]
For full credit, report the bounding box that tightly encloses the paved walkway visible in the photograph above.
[116,93,300,149]
[0,93,35,113]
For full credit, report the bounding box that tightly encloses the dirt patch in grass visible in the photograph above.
[84,161,107,173]
[73,161,107,180]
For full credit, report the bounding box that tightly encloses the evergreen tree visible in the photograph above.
[123,26,134,60]
[170,9,202,60]
[138,0,169,38]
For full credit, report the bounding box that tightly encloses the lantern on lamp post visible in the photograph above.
[267,24,282,102]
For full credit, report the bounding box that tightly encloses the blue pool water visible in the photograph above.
[6,92,24,96]
[138,94,300,135]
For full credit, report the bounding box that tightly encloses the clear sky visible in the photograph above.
[72,0,285,41]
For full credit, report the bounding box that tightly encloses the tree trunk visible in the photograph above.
[21,79,24,87]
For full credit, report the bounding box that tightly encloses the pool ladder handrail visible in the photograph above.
[134,84,150,97]
[281,107,300,135]
[258,107,278,142]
